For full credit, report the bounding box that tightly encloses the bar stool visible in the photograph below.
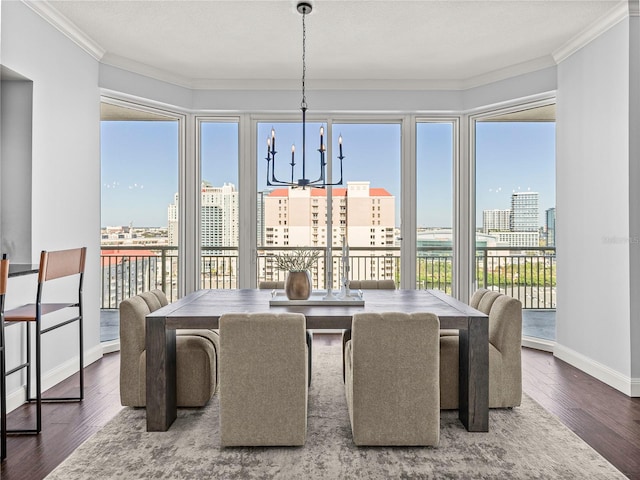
[1,255,9,460]
[3,247,86,435]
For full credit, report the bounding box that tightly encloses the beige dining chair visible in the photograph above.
[219,312,308,446]
[341,279,396,381]
[441,288,492,337]
[344,311,440,446]
[119,290,219,407]
[440,293,522,409]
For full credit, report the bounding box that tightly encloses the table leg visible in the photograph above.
[146,316,176,431]
[458,316,489,432]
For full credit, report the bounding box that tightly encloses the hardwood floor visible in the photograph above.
[2,335,640,479]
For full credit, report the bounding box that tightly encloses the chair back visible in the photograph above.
[258,281,284,290]
[219,312,307,446]
[39,247,86,283]
[0,257,8,298]
[349,279,396,290]
[469,288,489,309]
[477,290,501,314]
[348,311,440,445]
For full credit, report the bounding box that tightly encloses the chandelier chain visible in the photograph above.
[301,9,307,110]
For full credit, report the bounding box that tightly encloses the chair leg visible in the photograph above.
[79,315,84,400]
[306,331,312,387]
[342,329,351,383]
[35,321,42,433]
[1,332,6,461]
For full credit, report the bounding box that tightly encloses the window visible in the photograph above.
[100,102,179,346]
[474,103,556,343]
[200,120,239,289]
[416,122,454,292]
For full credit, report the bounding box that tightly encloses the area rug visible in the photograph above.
[47,343,625,479]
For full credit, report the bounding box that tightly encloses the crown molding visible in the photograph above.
[459,55,556,90]
[22,0,105,60]
[630,0,640,16]
[553,0,631,63]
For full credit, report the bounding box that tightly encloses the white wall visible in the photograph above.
[1,1,101,409]
[556,18,636,393]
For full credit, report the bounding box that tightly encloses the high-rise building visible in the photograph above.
[482,209,511,233]
[168,182,239,248]
[263,181,396,285]
[546,207,556,247]
[263,181,395,248]
[510,192,539,232]
[257,190,271,248]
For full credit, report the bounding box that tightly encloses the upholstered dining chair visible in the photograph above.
[219,312,308,447]
[441,288,492,337]
[119,290,218,407]
[440,293,523,409]
[259,280,312,386]
[258,281,285,290]
[0,255,9,461]
[341,279,396,381]
[470,288,490,310]
[3,247,86,435]
[344,311,440,446]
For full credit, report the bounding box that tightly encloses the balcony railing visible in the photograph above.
[100,245,555,310]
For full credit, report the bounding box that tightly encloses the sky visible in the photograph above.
[101,120,555,230]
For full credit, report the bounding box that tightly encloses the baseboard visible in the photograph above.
[521,336,555,353]
[554,343,639,397]
[5,344,103,414]
[102,339,120,354]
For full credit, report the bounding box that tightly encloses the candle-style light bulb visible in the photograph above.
[320,126,324,149]
[291,144,295,162]
[339,134,343,157]
[271,127,276,151]
[267,136,271,157]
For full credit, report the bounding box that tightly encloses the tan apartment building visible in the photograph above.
[263,181,396,285]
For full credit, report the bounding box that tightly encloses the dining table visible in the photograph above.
[145,288,489,433]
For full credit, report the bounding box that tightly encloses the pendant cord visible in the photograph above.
[301,10,307,110]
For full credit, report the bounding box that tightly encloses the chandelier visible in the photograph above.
[265,1,344,189]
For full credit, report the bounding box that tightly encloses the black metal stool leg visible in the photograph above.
[35,320,42,433]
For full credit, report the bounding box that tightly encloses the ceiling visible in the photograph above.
[42,0,623,90]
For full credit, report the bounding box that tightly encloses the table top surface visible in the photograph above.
[147,289,486,330]
[8,263,39,278]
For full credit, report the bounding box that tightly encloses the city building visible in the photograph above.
[510,192,539,232]
[264,181,395,248]
[482,209,511,233]
[168,182,239,249]
[546,207,556,247]
[263,181,396,284]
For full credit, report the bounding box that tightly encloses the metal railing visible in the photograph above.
[100,245,556,310]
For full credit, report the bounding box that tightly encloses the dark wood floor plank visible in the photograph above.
[2,338,640,479]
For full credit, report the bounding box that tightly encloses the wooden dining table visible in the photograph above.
[145,288,489,433]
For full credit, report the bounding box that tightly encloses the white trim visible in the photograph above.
[5,344,103,414]
[553,1,630,63]
[22,0,105,60]
[554,343,639,397]
[101,339,120,355]
[522,336,554,353]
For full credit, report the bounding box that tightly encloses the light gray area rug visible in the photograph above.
[48,343,625,479]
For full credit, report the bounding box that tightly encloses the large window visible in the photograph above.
[416,121,454,292]
[332,123,401,287]
[100,102,179,344]
[474,103,556,343]
[199,120,239,289]
[256,120,328,288]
